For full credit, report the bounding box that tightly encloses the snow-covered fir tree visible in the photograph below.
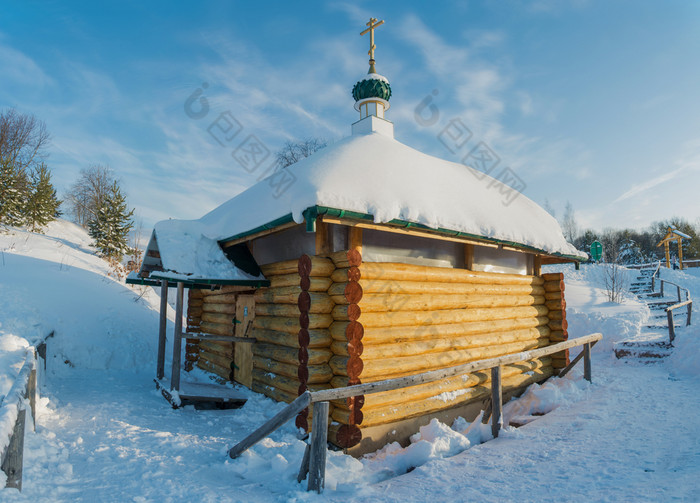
[26,163,61,232]
[88,181,134,260]
[0,161,29,227]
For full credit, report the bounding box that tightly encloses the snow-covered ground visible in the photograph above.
[1,224,699,501]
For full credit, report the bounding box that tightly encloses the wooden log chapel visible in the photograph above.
[128,18,586,455]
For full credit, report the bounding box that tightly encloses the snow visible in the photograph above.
[153,132,584,268]
[150,224,264,282]
[358,72,390,83]
[2,225,700,501]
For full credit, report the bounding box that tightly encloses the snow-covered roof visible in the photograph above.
[153,130,584,260]
[139,229,265,284]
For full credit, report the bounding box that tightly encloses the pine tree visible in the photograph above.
[26,163,62,232]
[0,160,29,227]
[88,181,135,261]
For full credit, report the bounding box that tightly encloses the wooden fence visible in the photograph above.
[0,333,51,491]
[228,332,603,493]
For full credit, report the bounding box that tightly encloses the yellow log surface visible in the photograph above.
[251,328,331,348]
[253,343,333,365]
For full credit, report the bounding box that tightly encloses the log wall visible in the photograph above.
[185,288,203,371]
[326,250,557,449]
[542,272,569,370]
[194,286,241,382]
[252,255,335,431]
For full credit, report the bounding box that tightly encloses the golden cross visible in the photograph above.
[360,17,385,73]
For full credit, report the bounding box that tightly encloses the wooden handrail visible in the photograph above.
[227,333,603,492]
[309,333,602,403]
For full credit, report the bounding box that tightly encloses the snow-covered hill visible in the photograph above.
[0,220,172,386]
[0,224,699,501]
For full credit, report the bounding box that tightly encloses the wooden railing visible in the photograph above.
[0,331,52,491]
[658,279,690,303]
[228,333,603,493]
[666,300,692,344]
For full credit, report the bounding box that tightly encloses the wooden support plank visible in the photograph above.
[583,343,592,382]
[315,217,332,256]
[297,442,311,483]
[688,302,693,326]
[667,310,675,344]
[490,366,503,439]
[2,408,26,490]
[307,401,329,493]
[349,227,363,256]
[533,255,542,276]
[234,294,256,389]
[464,244,474,271]
[170,282,184,391]
[557,341,598,378]
[157,279,168,380]
[229,391,312,459]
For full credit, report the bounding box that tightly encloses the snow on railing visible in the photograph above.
[0,331,52,491]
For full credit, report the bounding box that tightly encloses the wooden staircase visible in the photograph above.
[614,263,682,362]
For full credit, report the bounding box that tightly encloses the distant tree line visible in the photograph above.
[0,108,136,265]
[558,202,700,265]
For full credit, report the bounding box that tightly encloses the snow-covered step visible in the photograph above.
[613,340,672,360]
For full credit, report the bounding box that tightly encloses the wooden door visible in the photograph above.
[233,294,255,388]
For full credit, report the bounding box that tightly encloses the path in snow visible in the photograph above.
[3,356,699,502]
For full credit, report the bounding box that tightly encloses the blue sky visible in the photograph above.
[2,1,700,233]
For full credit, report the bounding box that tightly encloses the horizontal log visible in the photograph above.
[331,367,553,428]
[261,256,334,277]
[253,356,333,384]
[331,294,545,317]
[189,299,203,308]
[329,249,362,268]
[252,343,333,365]
[203,293,239,304]
[331,267,362,284]
[253,369,306,396]
[255,303,300,318]
[252,328,331,349]
[330,316,550,344]
[549,330,568,342]
[548,319,568,331]
[329,280,545,298]
[252,379,297,404]
[332,358,550,411]
[348,305,550,328]
[201,302,237,314]
[331,327,550,359]
[254,310,333,329]
[545,299,565,310]
[199,340,233,358]
[200,285,245,296]
[548,310,565,321]
[189,289,205,299]
[544,291,563,301]
[196,359,231,381]
[253,291,334,313]
[198,350,233,371]
[268,273,333,292]
[187,307,203,317]
[200,321,234,337]
[253,316,299,334]
[330,338,549,380]
[543,281,565,293]
[355,262,544,286]
[202,312,235,325]
[541,272,564,282]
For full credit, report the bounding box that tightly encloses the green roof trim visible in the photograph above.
[125,276,226,289]
[148,271,270,287]
[215,205,584,263]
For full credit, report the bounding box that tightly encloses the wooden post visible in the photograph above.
[170,282,184,391]
[2,408,26,490]
[667,310,675,345]
[664,241,670,269]
[676,285,682,303]
[307,401,329,493]
[678,237,683,270]
[27,367,36,432]
[465,244,474,271]
[532,254,541,276]
[315,217,332,256]
[297,442,311,483]
[688,302,693,326]
[157,280,169,380]
[651,275,655,291]
[233,295,255,388]
[660,280,664,297]
[583,343,592,382]
[349,227,363,255]
[490,366,502,439]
